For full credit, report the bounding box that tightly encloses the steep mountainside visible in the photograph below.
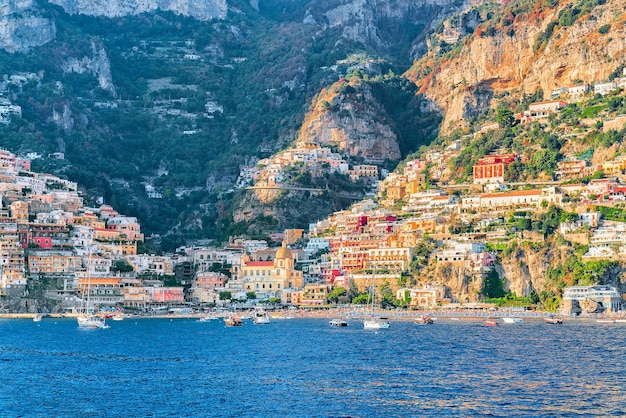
[48,0,228,20]
[0,0,56,52]
[230,69,441,234]
[407,0,626,132]
[0,0,463,248]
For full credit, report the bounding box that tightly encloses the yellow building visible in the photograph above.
[365,247,411,273]
[0,233,26,291]
[74,213,105,229]
[120,279,152,309]
[241,243,304,299]
[10,201,29,223]
[28,252,82,275]
[94,227,123,242]
[405,174,426,195]
[292,284,329,306]
[98,241,137,256]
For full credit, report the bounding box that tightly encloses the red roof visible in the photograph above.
[245,261,274,267]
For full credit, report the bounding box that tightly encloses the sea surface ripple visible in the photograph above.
[1,317,624,417]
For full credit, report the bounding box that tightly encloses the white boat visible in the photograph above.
[77,250,108,330]
[111,313,125,321]
[501,317,523,324]
[364,318,390,329]
[253,310,271,324]
[33,314,43,322]
[363,274,390,330]
[199,313,221,322]
[329,319,348,327]
[77,314,108,329]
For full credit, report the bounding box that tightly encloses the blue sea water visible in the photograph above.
[1,317,625,417]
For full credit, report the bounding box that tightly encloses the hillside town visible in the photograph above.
[4,68,626,317]
[1,111,626,318]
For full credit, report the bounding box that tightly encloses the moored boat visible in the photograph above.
[199,313,221,322]
[33,314,44,322]
[501,317,523,324]
[544,316,563,324]
[414,315,434,325]
[484,320,499,327]
[329,319,348,327]
[253,310,271,325]
[224,316,243,327]
[364,318,390,329]
[77,314,108,329]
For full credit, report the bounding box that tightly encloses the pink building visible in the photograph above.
[194,272,227,289]
[149,287,185,303]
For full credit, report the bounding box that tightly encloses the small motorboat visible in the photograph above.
[199,313,221,322]
[414,315,434,325]
[484,320,499,327]
[544,316,563,325]
[224,316,243,327]
[501,317,523,324]
[253,311,271,325]
[329,319,348,327]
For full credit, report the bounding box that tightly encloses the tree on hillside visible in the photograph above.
[483,270,505,298]
[496,106,515,128]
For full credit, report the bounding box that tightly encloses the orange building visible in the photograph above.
[387,185,406,201]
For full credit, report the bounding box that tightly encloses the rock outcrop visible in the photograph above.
[61,41,117,98]
[408,0,626,132]
[297,77,401,162]
[48,0,228,21]
[421,240,580,303]
[0,0,56,52]
[323,0,462,55]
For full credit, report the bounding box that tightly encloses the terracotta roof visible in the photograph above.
[245,261,274,267]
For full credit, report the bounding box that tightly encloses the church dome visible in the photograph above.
[275,243,293,259]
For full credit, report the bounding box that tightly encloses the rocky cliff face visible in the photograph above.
[408,0,626,132]
[0,0,56,52]
[423,240,578,303]
[297,77,401,161]
[323,0,463,56]
[61,41,117,98]
[48,0,228,21]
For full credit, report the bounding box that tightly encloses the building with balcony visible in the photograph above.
[473,154,518,184]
